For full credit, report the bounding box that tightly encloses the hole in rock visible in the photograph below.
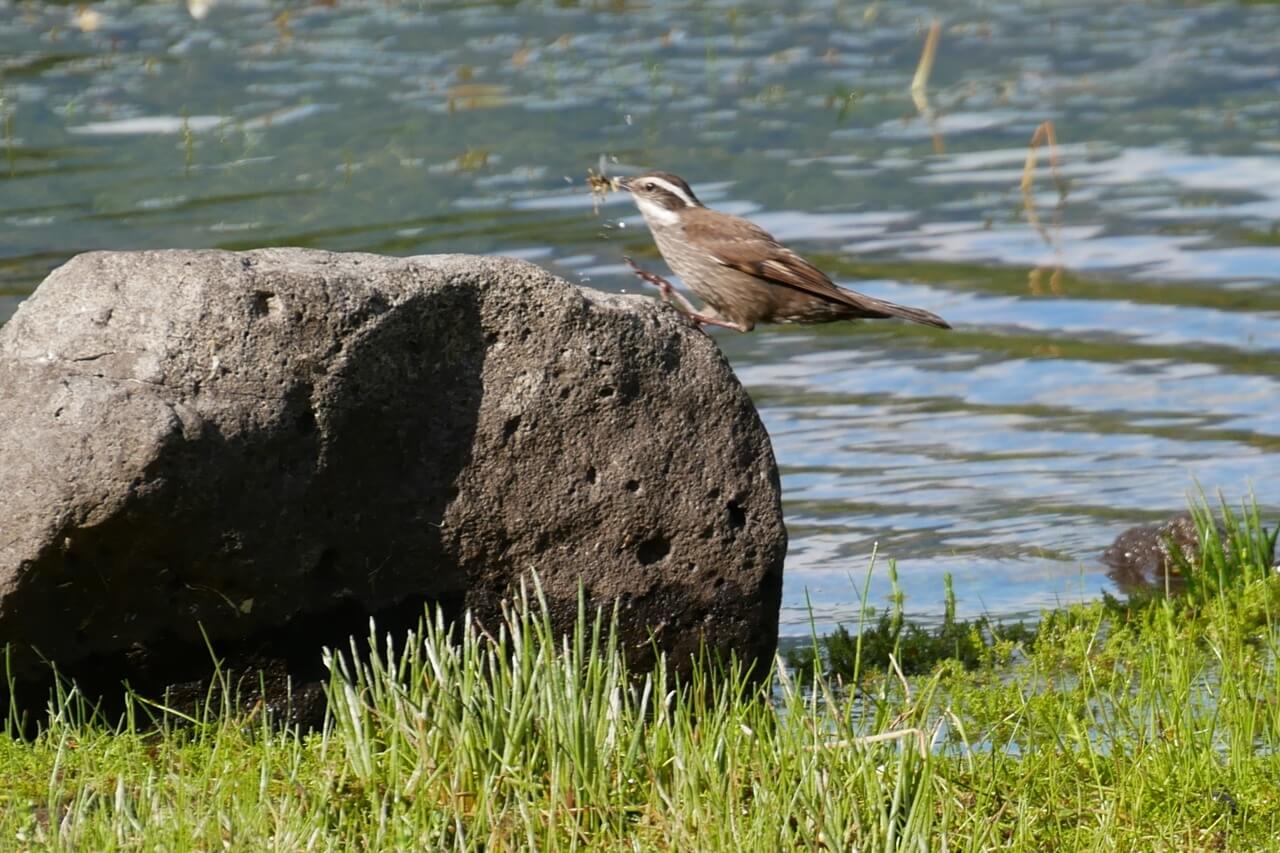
[636,534,671,566]
[726,500,746,530]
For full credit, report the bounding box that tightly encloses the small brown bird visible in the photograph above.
[617,171,951,332]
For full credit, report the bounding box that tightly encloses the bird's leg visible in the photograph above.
[685,312,751,333]
[623,256,700,315]
[622,257,748,333]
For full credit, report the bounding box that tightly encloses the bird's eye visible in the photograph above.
[641,181,655,191]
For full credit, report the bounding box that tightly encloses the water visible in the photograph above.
[2,0,1278,635]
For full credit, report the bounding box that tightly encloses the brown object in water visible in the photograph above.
[617,171,952,333]
[1101,514,1202,594]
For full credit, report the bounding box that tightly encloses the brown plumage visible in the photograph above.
[618,170,951,333]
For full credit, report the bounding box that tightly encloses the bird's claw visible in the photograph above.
[685,313,749,333]
[623,256,671,298]
[623,256,700,316]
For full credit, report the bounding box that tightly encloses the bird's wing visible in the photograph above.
[682,218,866,307]
[683,214,952,329]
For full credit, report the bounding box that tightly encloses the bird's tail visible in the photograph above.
[878,299,951,329]
[851,294,952,329]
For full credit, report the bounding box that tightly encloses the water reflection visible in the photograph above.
[1,0,1278,632]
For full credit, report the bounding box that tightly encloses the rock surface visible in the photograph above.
[0,249,785,717]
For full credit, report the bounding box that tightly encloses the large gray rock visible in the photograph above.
[0,249,785,704]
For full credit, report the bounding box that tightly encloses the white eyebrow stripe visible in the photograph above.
[645,177,696,207]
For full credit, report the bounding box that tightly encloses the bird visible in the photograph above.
[616,171,951,333]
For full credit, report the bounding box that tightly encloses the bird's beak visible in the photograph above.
[614,177,633,192]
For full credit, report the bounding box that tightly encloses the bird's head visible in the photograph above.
[617,171,703,226]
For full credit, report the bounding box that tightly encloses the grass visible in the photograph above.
[0,496,1276,850]
[1178,491,1278,602]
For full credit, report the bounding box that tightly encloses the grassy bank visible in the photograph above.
[1,500,1277,850]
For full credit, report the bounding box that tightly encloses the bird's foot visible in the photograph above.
[622,257,747,332]
[623,256,700,315]
[685,312,751,333]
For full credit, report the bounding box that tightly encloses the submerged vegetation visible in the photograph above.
[0,497,1276,849]
[785,568,1038,683]
[788,493,1279,686]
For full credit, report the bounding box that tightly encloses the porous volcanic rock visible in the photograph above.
[0,249,785,720]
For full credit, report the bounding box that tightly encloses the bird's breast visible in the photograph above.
[650,227,720,291]
[648,226,778,326]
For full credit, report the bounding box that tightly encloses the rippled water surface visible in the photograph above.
[3,0,1278,633]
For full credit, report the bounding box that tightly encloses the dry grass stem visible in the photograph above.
[910,20,944,154]
[1021,120,1066,246]
[816,727,930,758]
[911,20,941,96]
